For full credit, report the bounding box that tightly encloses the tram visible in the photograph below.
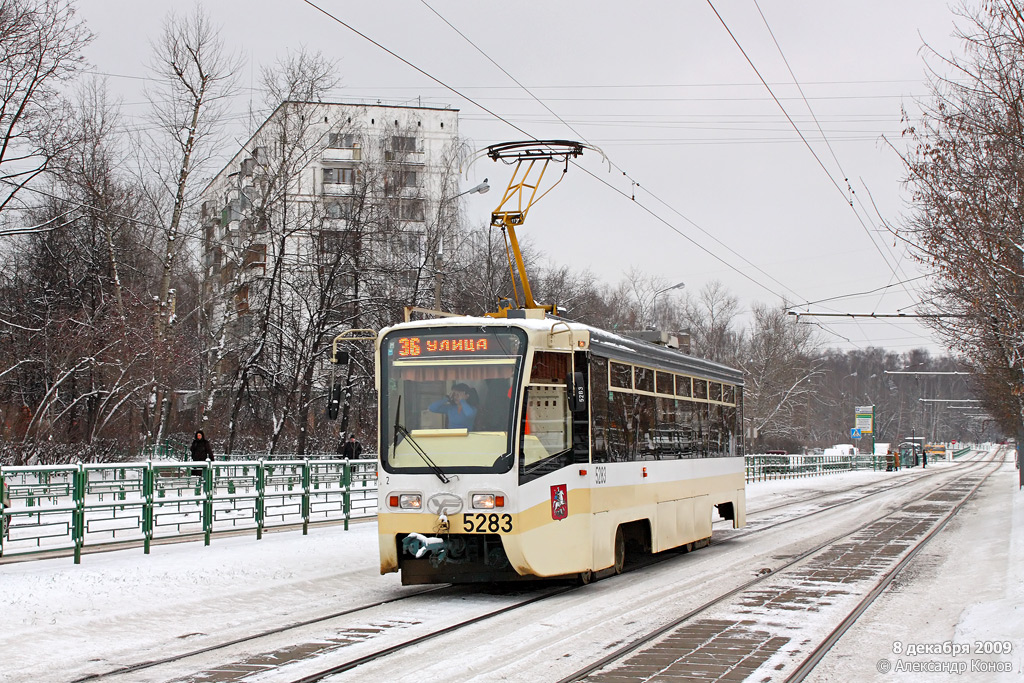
[365,141,744,584]
[376,314,745,584]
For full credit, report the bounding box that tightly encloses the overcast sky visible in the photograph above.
[74,0,968,355]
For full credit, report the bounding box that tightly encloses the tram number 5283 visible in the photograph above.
[462,513,513,533]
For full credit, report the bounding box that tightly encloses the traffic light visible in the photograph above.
[327,383,342,420]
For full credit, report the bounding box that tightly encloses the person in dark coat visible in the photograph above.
[190,430,214,476]
[340,433,362,459]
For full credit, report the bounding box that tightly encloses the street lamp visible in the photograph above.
[654,281,686,298]
[435,179,490,310]
[648,281,685,327]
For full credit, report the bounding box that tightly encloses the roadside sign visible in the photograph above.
[854,405,874,434]
[850,428,862,440]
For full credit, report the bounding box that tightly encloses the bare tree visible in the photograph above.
[739,302,823,449]
[682,280,741,363]
[140,5,238,444]
[901,0,1024,439]
[0,0,91,226]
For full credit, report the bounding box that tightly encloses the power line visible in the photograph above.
[708,0,926,319]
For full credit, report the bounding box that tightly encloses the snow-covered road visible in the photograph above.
[2,449,1020,683]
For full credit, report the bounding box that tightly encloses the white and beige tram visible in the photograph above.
[376,311,745,584]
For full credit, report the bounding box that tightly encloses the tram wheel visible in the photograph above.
[613,527,626,575]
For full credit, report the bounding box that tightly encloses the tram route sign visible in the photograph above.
[854,405,874,434]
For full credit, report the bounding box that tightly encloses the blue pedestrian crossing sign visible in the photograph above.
[850,428,862,440]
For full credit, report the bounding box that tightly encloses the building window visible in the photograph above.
[244,243,266,270]
[392,231,424,257]
[328,133,355,148]
[235,285,249,314]
[390,136,416,152]
[398,199,424,221]
[326,200,354,219]
[385,170,417,195]
[319,229,359,255]
[323,167,356,185]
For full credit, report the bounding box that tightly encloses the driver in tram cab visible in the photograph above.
[429,383,478,430]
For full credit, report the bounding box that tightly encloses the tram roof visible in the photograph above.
[381,315,744,386]
[585,326,743,385]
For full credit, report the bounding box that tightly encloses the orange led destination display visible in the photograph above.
[397,335,491,358]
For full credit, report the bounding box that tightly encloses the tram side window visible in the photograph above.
[693,379,708,400]
[708,403,727,457]
[610,361,632,389]
[723,406,738,456]
[635,366,655,393]
[591,357,611,463]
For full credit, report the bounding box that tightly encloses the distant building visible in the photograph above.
[199,101,461,375]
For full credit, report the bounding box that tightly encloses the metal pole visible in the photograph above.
[203,461,212,546]
[302,460,310,536]
[73,465,85,564]
[343,459,352,531]
[143,462,153,555]
[256,459,265,540]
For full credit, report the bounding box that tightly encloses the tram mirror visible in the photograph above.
[568,372,587,412]
[332,350,350,365]
[327,383,342,420]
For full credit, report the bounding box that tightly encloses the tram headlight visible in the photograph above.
[472,494,505,509]
[398,494,421,509]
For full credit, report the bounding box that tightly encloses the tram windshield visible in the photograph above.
[379,327,527,474]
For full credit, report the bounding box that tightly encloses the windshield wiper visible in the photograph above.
[393,396,450,483]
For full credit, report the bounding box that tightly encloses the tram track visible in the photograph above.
[278,458,995,682]
[274,455,1002,683]
[783,452,1005,683]
[70,586,449,682]
[740,450,981,518]
[74,453,997,683]
[555,450,1006,683]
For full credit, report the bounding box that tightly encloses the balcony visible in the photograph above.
[322,146,362,162]
[323,182,356,196]
[383,149,424,165]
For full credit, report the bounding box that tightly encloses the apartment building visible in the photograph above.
[199,101,461,352]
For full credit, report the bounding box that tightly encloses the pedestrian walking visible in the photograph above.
[340,433,363,459]
[190,430,214,476]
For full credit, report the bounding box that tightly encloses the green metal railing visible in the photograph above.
[0,459,377,564]
[745,453,887,482]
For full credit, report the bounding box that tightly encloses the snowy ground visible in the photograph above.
[2,451,1020,682]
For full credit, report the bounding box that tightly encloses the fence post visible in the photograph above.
[72,464,86,564]
[143,462,153,555]
[256,459,265,540]
[203,462,213,546]
[0,469,6,557]
[302,459,310,536]
[343,459,351,531]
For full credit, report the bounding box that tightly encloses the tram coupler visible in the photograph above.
[403,532,448,563]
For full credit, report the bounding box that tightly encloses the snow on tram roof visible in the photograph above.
[380,314,743,385]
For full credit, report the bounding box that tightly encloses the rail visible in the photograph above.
[745,453,887,482]
[0,458,377,564]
